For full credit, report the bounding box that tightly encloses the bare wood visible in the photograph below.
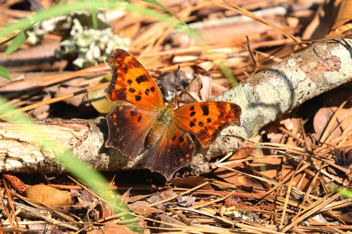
[0,118,130,173]
[1,39,352,174]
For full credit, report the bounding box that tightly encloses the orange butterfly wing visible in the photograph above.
[105,49,242,180]
[144,120,195,181]
[105,49,164,111]
[105,104,158,160]
[174,102,241,147]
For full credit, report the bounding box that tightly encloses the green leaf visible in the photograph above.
[0,35,16,47]
[217,60,239,87]
[5,29,29,56]
[0,66,11,81]
[90,7,98,29]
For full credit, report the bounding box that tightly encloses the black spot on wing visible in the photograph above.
[130,111,138,116]
[201,104,209,116]
[136,75,148,84]
[135,95,141,101]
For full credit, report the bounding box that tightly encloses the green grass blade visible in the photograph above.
[5,29,29,56]
[0,35,16,46]
[0,66,11,81]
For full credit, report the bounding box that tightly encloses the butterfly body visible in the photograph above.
[145,105,174,147]
[105,49,241,180]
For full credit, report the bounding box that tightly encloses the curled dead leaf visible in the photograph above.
[24,184,72,208]
[177,74,227,107]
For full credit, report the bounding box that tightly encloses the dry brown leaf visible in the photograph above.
[339,211,352,224]
[177,74,227,107]
[29,92,51,119]
[180,74,212,103]
[88,222,136,234]
[73,189,96,209]
[155,213,186,228]
[213,149,264,188]
[121,188,132,204]
[314,107,352,142]
[147,190,178,205]
[55,86,86,107]
[331,0,352,32]
[171,176,213,190]
[303,1,335,39]
[251,156,316,192]
[128,201,163,215]
[267,132,284,143]
[280,118,298,132]
[24,184,72,208]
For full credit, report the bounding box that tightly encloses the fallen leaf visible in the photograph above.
[128,201,163,215]
[24,184,71,208]
[88,222,136,234]
[171,176,213,190]
[339,212,352,224]
[29,92,51,119]
[55,84,87,107]
[177,74,227,107]
[88,76,118,114]
[155,214,186,228]
[147,190,178,205]
[176,195,196,207]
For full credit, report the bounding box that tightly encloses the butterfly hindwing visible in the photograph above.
[144,121,195,181]
[105,104,159,160]
[174,102,241,147]
[105,49,165,111]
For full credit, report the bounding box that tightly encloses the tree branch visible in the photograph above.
[1,39,351,174]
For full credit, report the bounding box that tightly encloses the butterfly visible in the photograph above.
[105,49,241,180]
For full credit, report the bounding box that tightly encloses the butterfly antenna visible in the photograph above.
[174,65,181,92]
[169,65,181,109]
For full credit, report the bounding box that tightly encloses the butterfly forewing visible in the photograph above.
[106,104,159,160]
[174,102,241,147]
[105,49,165,112]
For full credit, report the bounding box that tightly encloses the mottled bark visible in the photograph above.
[211,39,352,156]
